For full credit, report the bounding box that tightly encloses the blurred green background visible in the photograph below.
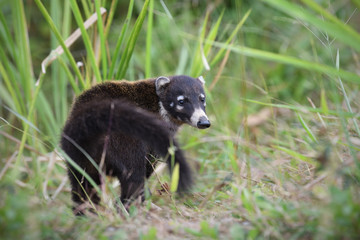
[1,0,359,239]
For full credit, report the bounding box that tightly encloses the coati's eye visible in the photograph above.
[199,94,205,102]
[177,95,185,106]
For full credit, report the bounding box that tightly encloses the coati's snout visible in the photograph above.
[197,116,211,129]
[156,75,211,129]
[189,108,210,129]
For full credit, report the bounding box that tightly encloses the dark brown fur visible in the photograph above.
[61,76,206,214]
[73,79,159,114]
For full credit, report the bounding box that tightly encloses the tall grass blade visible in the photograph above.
[9,1,38,154]
[57,57,81,95]
[209,41,360,84]
[0,10,16,66]
[351,0,360,8]
[69,0,102,83]
[108,0,134,78]
[335,49,360,137]
[104,0,119,38]
[190,9,250,77]
[201,10,225,65]
[36,93,61,141]
[61,150,101,196]
[160,0,173,19]
[0,46,25,114]
[50,0,65,125]
[61,0,72,37]
[245,99,358,118]
[34,0,86,90]
[175,46,189,75]
[12,1,34,106]
[190,11,209,77]
[59,0,71,122]
[262,0,360,52]
[0,61,22,115]
[80,0,91,19]
[210,9,251,67]
[145,0,154,79]
[10,72,46,180]
[301,0,360,40]
[95,1,108,78]
[4,106,40,133]
[116,0,150,79]
[0,83,14,111]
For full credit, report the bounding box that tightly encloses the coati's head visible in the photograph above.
[155,75,211,129]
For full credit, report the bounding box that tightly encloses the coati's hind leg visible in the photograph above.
[67,166,101,215]
[118,165,146,208]
[107,137,149,208]
[145,152,158,178]
[116,155,147,208]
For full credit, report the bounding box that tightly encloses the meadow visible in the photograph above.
[1,0,360,239]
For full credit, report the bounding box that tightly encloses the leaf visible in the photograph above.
[297,112,317,143]
[200,220,218,239]
[170,163,180,192]
[320,89,329,115]
[274,145,317,165]
[140,227,157,240]
[241,188,254,213]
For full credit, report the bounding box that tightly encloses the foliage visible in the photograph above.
[1,0,360,239]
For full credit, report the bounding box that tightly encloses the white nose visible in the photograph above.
[190,108,210,129]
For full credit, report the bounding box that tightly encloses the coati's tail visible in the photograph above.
[61,99,192,192]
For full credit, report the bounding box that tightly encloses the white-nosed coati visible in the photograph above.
[61,75,210,214]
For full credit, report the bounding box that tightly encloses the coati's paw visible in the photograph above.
[72,202,98,217]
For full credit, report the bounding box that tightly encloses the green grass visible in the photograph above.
[1,0,360,239]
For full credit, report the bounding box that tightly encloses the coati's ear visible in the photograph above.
[155,76,170,94]
[197,76,205,85]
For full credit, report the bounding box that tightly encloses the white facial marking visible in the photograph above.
[200,93,206,106]
[159,102,170,122]
[190,108,208,127]
[177,95,184,101]
[176,105,184,111]
[170,102,174,107]
[176,95,185,110]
